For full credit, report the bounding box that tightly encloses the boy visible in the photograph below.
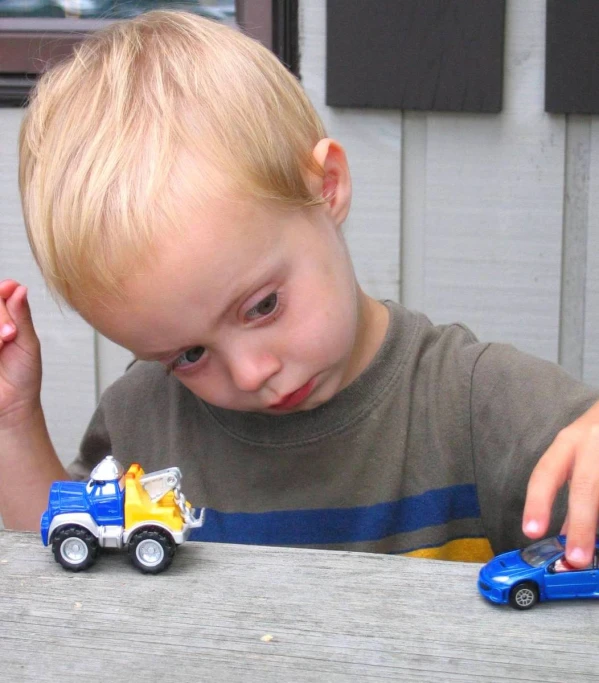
[1,10,599,565]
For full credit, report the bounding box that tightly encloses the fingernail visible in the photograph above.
[524,520,540,534]
[568,547,587,564]
[1,323,15,337]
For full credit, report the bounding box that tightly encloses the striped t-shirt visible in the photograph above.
[69,302,598,561]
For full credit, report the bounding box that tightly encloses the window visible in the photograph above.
[0,0,297,105]
[86,481,116,496]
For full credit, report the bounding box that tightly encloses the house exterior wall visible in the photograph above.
[0,0,597,469]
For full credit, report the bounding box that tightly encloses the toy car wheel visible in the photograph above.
[509,582,539,610]
[52,525,99,572]
[128,529,176,574]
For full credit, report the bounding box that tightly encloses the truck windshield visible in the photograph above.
[521,537,564,567]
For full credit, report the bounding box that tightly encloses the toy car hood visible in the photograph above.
[479,549,538,584]
[47,480,88,512]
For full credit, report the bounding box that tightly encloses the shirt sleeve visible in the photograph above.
[470,343,599,554]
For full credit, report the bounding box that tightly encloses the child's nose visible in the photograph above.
[228,349,282,393]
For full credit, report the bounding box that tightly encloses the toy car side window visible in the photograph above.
[550,557,570,573]
[98,482,116,496]
[87,482,116,496]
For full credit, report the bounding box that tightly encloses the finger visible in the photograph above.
[6,285,30,323]
[5,286,38,347]
[522,430,575,539]
[563,425,599,568]
[0,279,21,300]
[0,280,23,342]
[0,289,18,343]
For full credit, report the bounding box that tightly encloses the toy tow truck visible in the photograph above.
[40,455,205,574]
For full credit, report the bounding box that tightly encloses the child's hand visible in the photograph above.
[523,402,599,568]
[0,280,42,428]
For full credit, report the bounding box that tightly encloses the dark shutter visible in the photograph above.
[326,0,505,113]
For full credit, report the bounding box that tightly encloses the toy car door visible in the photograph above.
[544,554,599,599]
[87,480,125,526]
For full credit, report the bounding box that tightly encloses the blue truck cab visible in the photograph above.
[40,456,125,546]
[41,480,125,546]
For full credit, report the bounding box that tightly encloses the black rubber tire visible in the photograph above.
[51,525,99,572]
[127,528,176,574]
[509,582,539,610]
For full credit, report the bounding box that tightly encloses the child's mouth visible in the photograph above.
[269,379,315,411]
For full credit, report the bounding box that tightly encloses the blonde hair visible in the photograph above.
[19,10,326,306]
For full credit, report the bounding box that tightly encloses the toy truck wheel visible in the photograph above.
[509,582,539,610]
[128,529,176,574]
[52,525,99,572]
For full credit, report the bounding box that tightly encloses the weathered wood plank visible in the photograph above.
[1,531,599,682]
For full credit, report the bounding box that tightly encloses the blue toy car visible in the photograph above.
[478,535,599,609]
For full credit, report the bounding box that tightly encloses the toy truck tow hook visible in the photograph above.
[40,455,205,574]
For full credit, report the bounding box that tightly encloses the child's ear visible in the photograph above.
[310,138,352,225]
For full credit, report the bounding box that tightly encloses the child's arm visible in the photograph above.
[0,280,67,530]
[524,401,599,569]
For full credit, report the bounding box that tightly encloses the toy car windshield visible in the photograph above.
[520,536,564,567]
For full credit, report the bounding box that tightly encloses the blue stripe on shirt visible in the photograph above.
[189,484,481,545]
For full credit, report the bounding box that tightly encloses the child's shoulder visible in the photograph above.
[385,301,591,404]
[386,300,489,369]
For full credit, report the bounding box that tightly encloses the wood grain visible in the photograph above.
[1,530,599,682]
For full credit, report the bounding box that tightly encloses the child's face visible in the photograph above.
[85,193,378,414]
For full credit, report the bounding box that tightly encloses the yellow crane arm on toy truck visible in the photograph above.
[123,464,185,532]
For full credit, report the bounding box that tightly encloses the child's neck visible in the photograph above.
[344,290,389,390]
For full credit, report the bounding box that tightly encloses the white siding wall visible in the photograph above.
[0,0,598,469]
[301,0,586,366]
[0,110,131,467]
[302,0,598,377]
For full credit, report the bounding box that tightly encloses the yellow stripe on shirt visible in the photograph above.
[404,537,494,562]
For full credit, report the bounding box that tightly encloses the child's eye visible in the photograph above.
[245,292,278,320]
[171,346,205,370]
